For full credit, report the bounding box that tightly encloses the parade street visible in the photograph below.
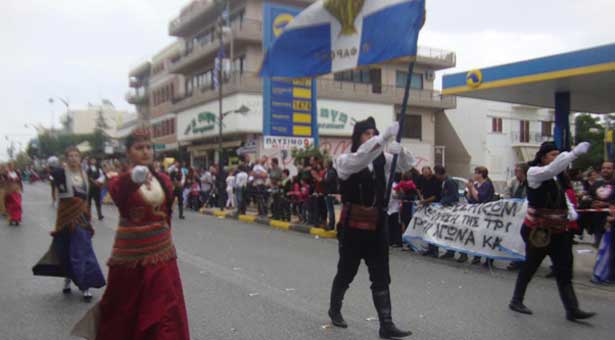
[1,183,614,340]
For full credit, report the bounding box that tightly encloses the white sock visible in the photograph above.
[82,289,92,297]
[64,278,71,289]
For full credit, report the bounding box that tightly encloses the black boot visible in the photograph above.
[372,289,412,339]
[560,284,596,321]
[510,267,533,315]
[328,284,348,328]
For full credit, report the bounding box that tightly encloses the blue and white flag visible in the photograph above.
[260,0,425,78]
[214,47,225,90]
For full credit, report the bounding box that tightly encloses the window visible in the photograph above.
[397,113,422,140]
[395,71,423,89]
[333,69,372,84]
[185,78,193,96]
[520,120,530,143]
[233,55,246,75]
[492,117,502,133]
[542,121,553,137]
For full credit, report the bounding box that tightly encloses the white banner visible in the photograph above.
[263,135,314,150]
[403,199,527,261]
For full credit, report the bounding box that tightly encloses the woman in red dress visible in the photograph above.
[73,128,190,340]
[5,162,23,225]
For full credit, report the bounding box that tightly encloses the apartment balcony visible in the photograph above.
[171,72,262,113]
[171,72,455,114]
[129,61,151,78]
[317,79,457,110]
[170,19,262,75]
[125,90,149,105]
[169,0,217,37]
[416,47,456,70]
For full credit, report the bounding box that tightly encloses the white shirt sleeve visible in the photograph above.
[334,135,386,181]
[527,151,577,189]
[95,169,105,183]
[384,147,417,179]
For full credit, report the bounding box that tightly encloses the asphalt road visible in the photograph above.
[1,182,613,340]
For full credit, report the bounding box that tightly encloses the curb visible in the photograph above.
[199,208,337,239]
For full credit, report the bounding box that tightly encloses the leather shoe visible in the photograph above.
[509,301,533,315]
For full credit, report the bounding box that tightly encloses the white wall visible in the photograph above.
[445,98,575,190]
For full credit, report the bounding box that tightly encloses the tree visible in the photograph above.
[573,114,604,171]
[92,109,110,156]
[14,151,32,169]
[27,131,96,158]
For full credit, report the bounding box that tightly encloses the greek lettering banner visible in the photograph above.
[403,199,527,261]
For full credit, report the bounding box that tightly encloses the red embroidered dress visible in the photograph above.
[72,171,189,340]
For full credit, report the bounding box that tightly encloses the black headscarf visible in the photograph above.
[351,117,379,152]
[529,141,558,167]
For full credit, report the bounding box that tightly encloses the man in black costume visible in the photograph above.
[509,141,596,321]
[86,158,105,220]
[328,117,416,339]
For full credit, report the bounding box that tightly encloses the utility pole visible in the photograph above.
[217,16,224,166]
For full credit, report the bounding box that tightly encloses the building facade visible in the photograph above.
[127,0,457,172]
[63,100,134,136]
[438,97,576,192]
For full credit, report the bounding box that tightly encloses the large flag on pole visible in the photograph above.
[260,0,425,78]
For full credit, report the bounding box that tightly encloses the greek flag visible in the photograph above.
[214,47,224,90]
[260,0,425,78]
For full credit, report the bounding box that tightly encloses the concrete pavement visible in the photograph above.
[0,182,613,340]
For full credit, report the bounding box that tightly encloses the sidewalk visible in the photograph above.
[199,206,338,239]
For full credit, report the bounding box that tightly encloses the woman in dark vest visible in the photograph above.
[328,117,416,339]
[509,141,595,321]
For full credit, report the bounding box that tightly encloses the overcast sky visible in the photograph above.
[1,0,614,161]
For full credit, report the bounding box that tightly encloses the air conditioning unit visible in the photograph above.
[425,70,435,81]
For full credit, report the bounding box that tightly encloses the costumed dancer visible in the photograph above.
[48,156,61,207]
[169,160,186,219]
[0,164,7,217]
[5,162,24,226]
[32,147,106,301]
[509,141,596,321]
[72,128,189,340]
[87,158,105,221]
[328,117,416,339]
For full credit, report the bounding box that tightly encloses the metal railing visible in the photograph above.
[169,0,214,34]
[510,132,552,144]
[171,72,456,112]
[171,19,262,70]
[317,78,457,108]
[417,46,456,65]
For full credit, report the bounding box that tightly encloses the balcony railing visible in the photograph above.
[170,72,456,113]
[510,132,552,145]
[169,0,215,36]
[171,72,262,112]
[416,46,456,68]
[317,79,457,109]
[170,19,262,74]
[125,90,149,105]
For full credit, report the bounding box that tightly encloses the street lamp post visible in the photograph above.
[48,96,70,134]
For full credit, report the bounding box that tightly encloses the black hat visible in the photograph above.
[529,141,558,166]
[351,117,379,152]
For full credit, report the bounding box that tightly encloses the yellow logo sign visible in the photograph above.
[466,69,483,88]
[273,13,294,37]
[324,0,365,36]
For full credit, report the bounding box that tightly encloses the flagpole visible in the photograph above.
[383,60,416,243]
